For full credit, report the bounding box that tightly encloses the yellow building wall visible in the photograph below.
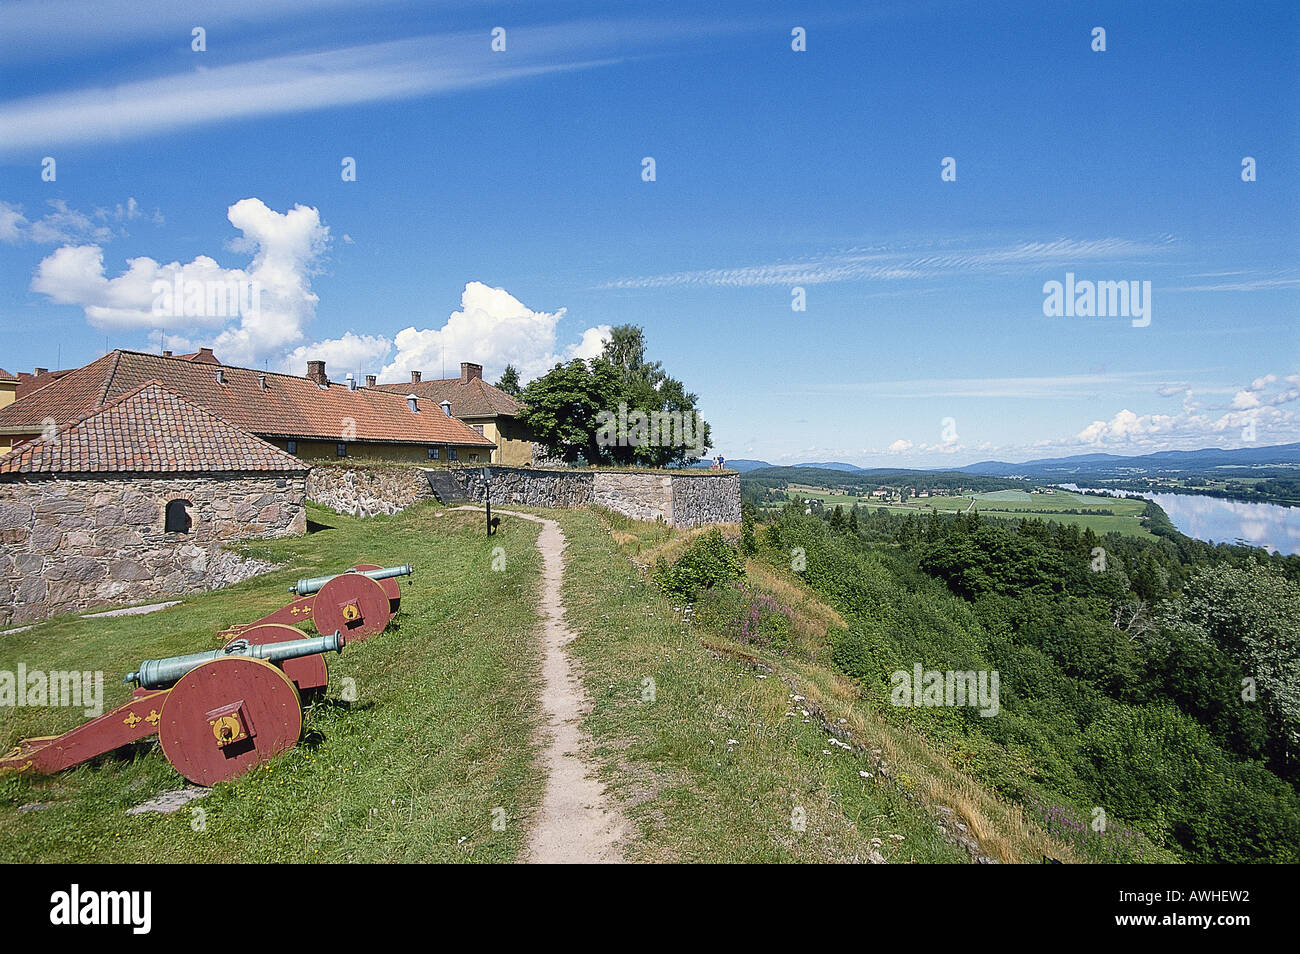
[470,416,533,466]
[269,438,490,465]
[0,378,15,410]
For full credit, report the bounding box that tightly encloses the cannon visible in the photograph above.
[0,632,343,787]
[220,564,411,663]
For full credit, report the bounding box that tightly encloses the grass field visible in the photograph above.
[0,503,545,863]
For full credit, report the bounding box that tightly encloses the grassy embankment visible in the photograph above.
[0,503,544,863]
[553,507,1083,863]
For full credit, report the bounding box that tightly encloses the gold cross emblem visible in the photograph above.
[145,710,161,726]
[123,712,141,728]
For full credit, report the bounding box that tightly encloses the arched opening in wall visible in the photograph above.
[164,499,193,534]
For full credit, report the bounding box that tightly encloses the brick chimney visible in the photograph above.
[161,350,172,358]
[411,370,422,384]
[306,360,328,387]
[460,362,482,383]
[34,367,47,375]
[365,374,377,388]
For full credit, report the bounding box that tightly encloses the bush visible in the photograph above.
[653,529,745,601]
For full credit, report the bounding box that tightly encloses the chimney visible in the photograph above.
[365,374,377,388]
[258,373,267,389]
[306,360,328,387]
[161,350,172,358]
[411,370,422,384]
[34,367,47,376]
[460,362,483,383]
[216,368,226,385]
[407,394,419,413]
[440,399,452,417]
[347,373,357,391]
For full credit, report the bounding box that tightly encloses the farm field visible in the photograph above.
[783,487,1156,539]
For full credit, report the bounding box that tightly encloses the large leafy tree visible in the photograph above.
[598,324,711,467]
[519,359,620,464]
[1161,562,1300,778]
[520,325,711,466]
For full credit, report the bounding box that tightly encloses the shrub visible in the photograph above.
[653,529,745,601]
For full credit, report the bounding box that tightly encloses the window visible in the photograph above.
[472,424,485,435]
[336,443,347,457]
[164,499,192,534]
[286,440,298,454]
[449,448,458,460]
[428,446,439,460]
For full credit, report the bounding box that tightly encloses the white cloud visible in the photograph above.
[0,198,145,244]
[598,236,1175,289]
[31,198,330,366]
[342,281,609,384]
[0,30,642,154]
[886,439,914,454]
[281,332,392,380]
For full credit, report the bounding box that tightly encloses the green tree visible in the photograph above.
[519,359,620,464]
[495,364,522,397]
[598,324,712,467]
[1163,562,1300,777]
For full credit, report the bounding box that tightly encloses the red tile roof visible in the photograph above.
[15,368,73,398]
[0,367,15,381]
[374,375,524,418]
[0,382,310,475]
[0,350,495,448]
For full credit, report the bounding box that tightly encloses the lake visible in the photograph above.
[1057,485,1300,556]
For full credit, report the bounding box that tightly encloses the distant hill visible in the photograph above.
[962,443,1300,478]
[797,461,864,472]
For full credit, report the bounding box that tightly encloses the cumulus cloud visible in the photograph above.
[886,439,914,454]
[302,281,608,384]
[31,197,330,367]
[280,332,392,380]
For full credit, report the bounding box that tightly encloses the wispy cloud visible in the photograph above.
[597,236,1177,289]
[0,28,633,153]
[781,370,1179,401]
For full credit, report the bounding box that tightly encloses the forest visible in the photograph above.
[663,498,1300,863]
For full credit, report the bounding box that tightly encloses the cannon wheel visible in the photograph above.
[351,564,402,614]
[159,657,302,786]
[312,573,392,643]
[227,623,329,695]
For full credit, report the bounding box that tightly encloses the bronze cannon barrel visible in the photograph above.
[125,631,345,689]
[289,564,412,597]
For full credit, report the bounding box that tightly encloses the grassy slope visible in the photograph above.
[0,503,543,863]
[555,508,1082,863]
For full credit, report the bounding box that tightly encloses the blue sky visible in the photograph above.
[1,0,1296,466]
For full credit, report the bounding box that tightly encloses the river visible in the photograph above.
[1056,485,1300,556]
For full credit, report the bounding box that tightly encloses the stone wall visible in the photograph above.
[446,466,739,527]
[594,473,673,522]
[670,473,742,527]
[306,465,434,517]
[0,473,306,627]
[303,464,741,529]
